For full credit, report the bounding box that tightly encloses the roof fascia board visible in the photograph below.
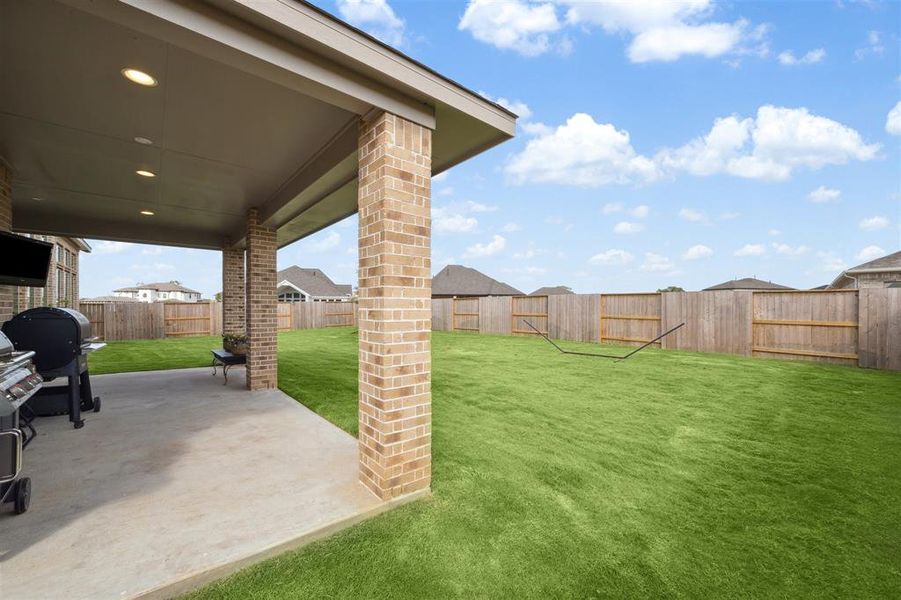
[221,0,515,136]
[57,0,435,129]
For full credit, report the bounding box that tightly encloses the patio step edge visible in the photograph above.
[133,487,431,600]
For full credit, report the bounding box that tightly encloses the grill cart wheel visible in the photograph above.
[14,477,31,514]
[93,397,101,413]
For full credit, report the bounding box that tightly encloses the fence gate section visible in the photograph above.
[599,293,662,346]
[511,295,548,336]
[452,297,480,332]
[750,290,859,364]
[164,302,212,337]
[324,302,355,328]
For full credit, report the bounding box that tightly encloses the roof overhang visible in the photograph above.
[2,0,516,251]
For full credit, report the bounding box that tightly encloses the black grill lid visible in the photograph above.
[1,307,92,372]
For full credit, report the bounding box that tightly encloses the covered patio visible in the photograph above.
[0,0,514,596]
[0,367,392,599]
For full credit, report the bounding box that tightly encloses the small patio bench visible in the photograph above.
[210,349,246,385]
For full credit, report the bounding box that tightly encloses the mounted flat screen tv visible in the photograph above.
[0,231,52,287]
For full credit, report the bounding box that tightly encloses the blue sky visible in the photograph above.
[81,0,900,298]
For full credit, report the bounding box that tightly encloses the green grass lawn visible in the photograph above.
[91,329,901,598]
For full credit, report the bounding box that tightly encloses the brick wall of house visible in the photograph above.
[222,247,245,335]
[357,111,432,500]
[245,209,277,390]
[0,164,13,322]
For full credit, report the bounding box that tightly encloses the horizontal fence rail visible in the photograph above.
[77,289,899,371]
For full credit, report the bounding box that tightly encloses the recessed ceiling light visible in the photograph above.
[140,210,155,216]
[136,169,156,178]
[31,197,42,201]
[134,136,153,145]
[121,68,157,87]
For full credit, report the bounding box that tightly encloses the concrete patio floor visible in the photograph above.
[0,367,411,599]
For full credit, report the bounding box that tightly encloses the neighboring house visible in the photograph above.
[829,250,901,289]
[703,277,795,291]
[14,235,91,311]
[530,286,573,296]
[276,266,352,302]
[432,265,522,298]
[113,281,202,303]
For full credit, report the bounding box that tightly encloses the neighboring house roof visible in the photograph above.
[277,266,352,298]
[432,265,522,297]
[114,281,201,294]
[830,250,901,288]
[703,277,795,291]
[530,286,574,296]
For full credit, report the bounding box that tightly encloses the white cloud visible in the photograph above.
[808,186,841,203]
[337,0,405,47]
[462,200,497,213]
[856,245,885,262]
[93,241,133,255]
[307,231,341,252]
[734,243,766,257]
[512,247,546,260]
[679,208,707,223]
[768,229,781,236]
[433,207,478,234]
[681,244,713,260]
[777,48,826,66]
[458,0,562,57]
[602,202,623,214]
[613,221,645,234]
[432,171,449,183]
[630,204,650,218]
[817,251,847,273]
[141,246,164,256]
[589,249,634,266]
[501,222,522,233]
[859,216,889,231]
[886,101,901,136]
[718,211,741,221]
[559,0,763,63]
[771,242,810,256]
[639,252,676,273]
[505,113,659,187]
[855,30,884,60]
[657,105,880,181]
[628,21,747,63]
[463,235,506,258]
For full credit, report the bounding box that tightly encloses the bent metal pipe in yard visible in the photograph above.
[522,320,686,361]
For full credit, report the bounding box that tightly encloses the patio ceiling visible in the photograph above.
[0,0,516,250]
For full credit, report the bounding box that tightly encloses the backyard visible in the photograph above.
[90,329,901,598]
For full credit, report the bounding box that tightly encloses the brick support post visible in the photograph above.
[222,247,246,336]
[357,112,432,500]
[245,209,277,390]
[0,164,13,322]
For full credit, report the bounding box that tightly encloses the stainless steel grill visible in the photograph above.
[0,330,42,515]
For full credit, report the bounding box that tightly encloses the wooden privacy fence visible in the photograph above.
[79,301,358,342]
[433,288,901,371]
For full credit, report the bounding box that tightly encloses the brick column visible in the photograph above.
[245,209,277,390]
[222,246,245,336]
[0,164,13,322]
[357,112,432,500]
